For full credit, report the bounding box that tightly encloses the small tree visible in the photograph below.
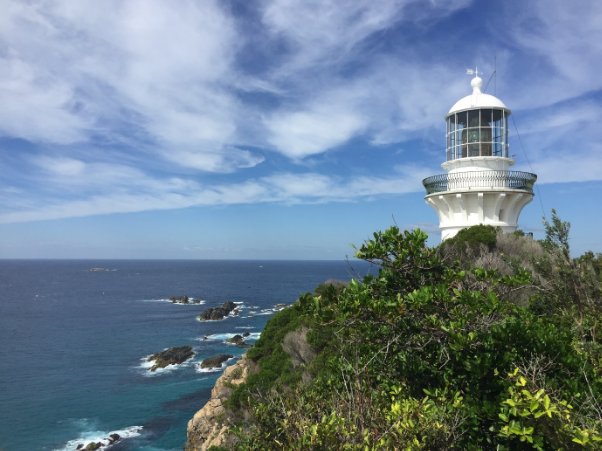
[543,209,571,259]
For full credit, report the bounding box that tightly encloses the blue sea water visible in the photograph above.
[0,260,370,451]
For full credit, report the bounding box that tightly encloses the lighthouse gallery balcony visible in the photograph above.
[422,170,537,195]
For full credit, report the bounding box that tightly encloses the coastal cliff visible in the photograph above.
[185,357,251,450]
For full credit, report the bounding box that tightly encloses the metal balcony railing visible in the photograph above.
[422,170,537,195]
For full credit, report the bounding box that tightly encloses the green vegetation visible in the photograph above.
[224,213,601,449]
[442,223,498,252]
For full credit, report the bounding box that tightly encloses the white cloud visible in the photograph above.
[504,0,602,109]
[263,173,335,197]
[258,0,471,158]
[0,164,430,224]
[261,0,470,77]
[0,0,474,168]
[0,0,264,173]
[165,147,265,173]
[33,156,87,176]
[0,55,90,143]
[31,156,148,187]
[262,0,404,74]
[508,99,602,185]
[264,102,367,158]
[2,0,602,230]
[531,146,602,184]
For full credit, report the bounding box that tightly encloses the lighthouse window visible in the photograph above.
[480,109,493,156]
[464,110,481,156]
[446,109,509,161]
[467,110,479,127]
[491,110,505,156]
[455,112,467,159]
[446,116,456,160]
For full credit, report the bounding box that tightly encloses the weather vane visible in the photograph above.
[466,66,480,77]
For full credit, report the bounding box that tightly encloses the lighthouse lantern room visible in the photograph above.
[422,70,537,240]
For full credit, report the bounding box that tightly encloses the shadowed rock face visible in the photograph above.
[198,301,237,321]
[186,357,252,451]
[148,346,194,371]
[200,354,233,369]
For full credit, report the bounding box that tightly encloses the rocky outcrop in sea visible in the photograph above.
[186,357,251,450]
[226,334,246,346]
[200,354,233,369]
[147,346,194,371]
[75,433,122,450]
[198,301,238,321]
[170,295,203,304]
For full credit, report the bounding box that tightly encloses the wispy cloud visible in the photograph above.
[503,0,602,108]
[0,163,430,224]
[0,0,261,173]
[510,98,602,183]
[1,0,601,229]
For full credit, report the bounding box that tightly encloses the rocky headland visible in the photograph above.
[186,357,251,450]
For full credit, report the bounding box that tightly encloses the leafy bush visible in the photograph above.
[447,224,498,250]
[228,305,305,409]
[224,219,601,449]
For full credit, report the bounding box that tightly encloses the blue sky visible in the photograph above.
[1,0,601,259]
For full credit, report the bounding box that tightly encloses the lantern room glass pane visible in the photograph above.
[445,109,509,160]
[456,111,467,129]
[479,109,493,156]
[446,116,455,160]
[467,110,479,127]
[464,110,480,157]
[455,112,467,159]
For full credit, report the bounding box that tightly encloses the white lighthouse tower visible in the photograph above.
[422,70,537,240]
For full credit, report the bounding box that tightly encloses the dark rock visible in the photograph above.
[83,443,102,451]
[222,301,236,311]
[170,295,189,304]
[108,433,121,443]
[226,334,245,346]
[198,301,237,321]
[201,354,233,369]
[76,445,83,450]
[148,346,194,371]
[242,332,250,337]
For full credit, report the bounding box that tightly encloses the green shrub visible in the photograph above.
[448,224,498,250]
[224,220,602,449]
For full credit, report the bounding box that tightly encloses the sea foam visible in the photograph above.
[198,332,261,342]
[55,425,143,451]
[139,297,206,305]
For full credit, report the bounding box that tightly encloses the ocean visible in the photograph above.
[0,259,370,451]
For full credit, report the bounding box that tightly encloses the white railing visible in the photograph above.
[423,170,537,195]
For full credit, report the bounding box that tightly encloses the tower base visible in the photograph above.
[425,190,533,241]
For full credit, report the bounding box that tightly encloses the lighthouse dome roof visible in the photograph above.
[447,75,509,116]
